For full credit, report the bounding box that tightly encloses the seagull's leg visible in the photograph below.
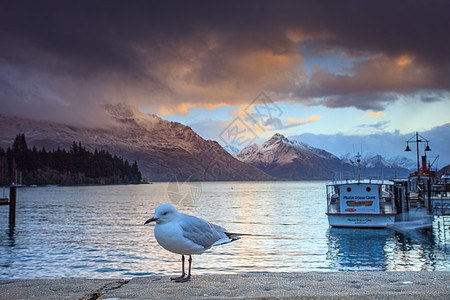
[187,255,192,279]
[176,255,192,283]
[171,255,186,281]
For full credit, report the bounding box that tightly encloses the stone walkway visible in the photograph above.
[0,272,449,299]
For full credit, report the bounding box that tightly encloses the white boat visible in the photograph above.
[326,153,397,228]
[326,179,397,228]
[326,133,449,229]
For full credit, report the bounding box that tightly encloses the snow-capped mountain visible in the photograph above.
[0,103,272,181]
[388,155,417,170]
[340,152,414,177]
[234,134,414,180]
[235,133,345,180]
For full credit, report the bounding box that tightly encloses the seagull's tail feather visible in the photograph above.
[212,232,244,247]
[224,232,255,241]
[224,232,241,242]
[213,232,271,247]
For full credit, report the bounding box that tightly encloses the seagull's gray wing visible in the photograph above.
[179,214,229,250]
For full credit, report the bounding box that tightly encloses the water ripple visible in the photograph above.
[0,182,449,279]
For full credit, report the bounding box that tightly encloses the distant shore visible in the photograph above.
[1,181,151,188]
[1,179,331,188]
[1,272,449,299]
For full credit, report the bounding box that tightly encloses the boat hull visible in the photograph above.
[327,214,396,228]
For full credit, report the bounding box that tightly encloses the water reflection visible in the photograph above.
[326,227,449,271]
[384,229,447,271]
[7,225,16,246]
[327,228,391,271]
[0,182,449,279]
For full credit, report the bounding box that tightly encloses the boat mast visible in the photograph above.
[356,152,361,182]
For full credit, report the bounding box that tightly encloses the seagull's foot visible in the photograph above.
[174,275,191,283]
[170,274,185,281]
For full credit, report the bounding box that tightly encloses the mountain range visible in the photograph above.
[234,133,346,180]
[0,103,272,182]
[0,103,417,181]
[233,134,413,180]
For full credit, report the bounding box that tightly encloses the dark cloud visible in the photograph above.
[357,121,390,131]
[319,93,397,111]
[419,90,450,103]
[1,0,449,124]
[295,51,448,110]
[263,116,320,130]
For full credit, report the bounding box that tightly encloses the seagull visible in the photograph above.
[144,203,240,282]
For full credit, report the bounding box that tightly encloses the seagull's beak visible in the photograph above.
[144,217,158,225]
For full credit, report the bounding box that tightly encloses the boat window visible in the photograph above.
[346,187,351,192]
[366,187,371,192]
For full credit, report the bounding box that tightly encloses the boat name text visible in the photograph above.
[343,195,376,200]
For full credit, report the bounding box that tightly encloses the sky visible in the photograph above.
[1,1,449,165]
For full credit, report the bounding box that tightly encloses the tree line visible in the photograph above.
[0,134,142,186]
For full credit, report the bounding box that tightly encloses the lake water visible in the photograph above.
[1,182,449,279]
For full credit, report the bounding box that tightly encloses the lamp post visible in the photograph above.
[404,132,431,177]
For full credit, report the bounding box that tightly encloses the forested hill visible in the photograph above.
[0,134,142,186]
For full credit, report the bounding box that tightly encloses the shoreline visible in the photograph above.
[1,271,449,299]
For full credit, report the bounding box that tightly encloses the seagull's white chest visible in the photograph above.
[154,221,205,255]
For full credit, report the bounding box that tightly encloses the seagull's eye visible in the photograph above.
[163,212,168,215]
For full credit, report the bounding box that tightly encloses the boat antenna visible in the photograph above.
[356,152,361,182]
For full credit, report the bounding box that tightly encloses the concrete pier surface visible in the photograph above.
[1,272,449,299]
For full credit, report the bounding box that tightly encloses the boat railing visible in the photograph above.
[327,179,394,186]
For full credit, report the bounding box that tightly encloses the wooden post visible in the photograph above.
[394,184,403,214]
[427,179,432,214]
[9,185,16,226]
[404,183,409,214]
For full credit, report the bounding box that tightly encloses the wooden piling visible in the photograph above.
[427,179,432,214]
[404,183,409,213]
[9,185,16,226]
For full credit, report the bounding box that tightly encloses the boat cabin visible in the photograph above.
[326,180,396,227]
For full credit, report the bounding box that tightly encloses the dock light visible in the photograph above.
[404,132,432,177]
